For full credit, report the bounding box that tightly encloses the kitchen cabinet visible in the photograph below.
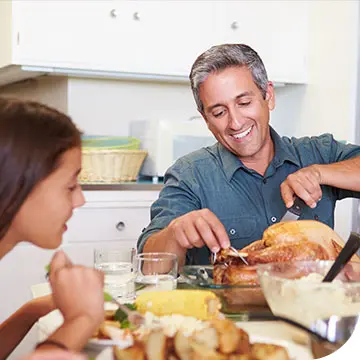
[65,190,158,246]
[0,0,309,87]
[0,0,217,84]
[215,1,309,83]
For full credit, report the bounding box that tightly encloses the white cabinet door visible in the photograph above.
[64,190,157,246]
[13,0,217,77]
[215,1,308,83]
[2,0,309,85]
[13,0,117,69]
[109,1,217,76]
[65,203,151,244]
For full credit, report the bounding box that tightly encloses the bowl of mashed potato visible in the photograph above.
[256,260,360,327]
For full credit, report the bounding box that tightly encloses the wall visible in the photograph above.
[67,77,198,135]
[273,0,360,240]
[0,1,13,68]
[0,76,68,112]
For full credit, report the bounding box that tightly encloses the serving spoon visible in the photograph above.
[322,232,360,282]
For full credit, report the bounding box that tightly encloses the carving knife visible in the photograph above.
[280,197,306,222]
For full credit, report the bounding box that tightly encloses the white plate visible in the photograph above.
[249,335,313,360]
[86,338,130,353]
[94,335,312,360]
[93,332,313,360]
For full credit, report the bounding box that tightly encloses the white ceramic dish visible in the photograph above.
[249,335,313,360]
[94,333,313,360]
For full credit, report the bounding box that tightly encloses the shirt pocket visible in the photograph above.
[219,216,260,250]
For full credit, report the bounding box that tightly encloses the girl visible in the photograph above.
[0,98,104,359]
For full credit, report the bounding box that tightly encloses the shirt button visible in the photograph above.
[271,216,277,223]
[314,214,319,221]
[229,228,236,235]
[263,178,267,184]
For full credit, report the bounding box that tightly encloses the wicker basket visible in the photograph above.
[79,136,147,183]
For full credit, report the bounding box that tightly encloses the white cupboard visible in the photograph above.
[0,0,309,86]
[216,1,309,83]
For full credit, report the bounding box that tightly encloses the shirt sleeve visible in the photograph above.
[136,159,202,252]
[316,134,360,200]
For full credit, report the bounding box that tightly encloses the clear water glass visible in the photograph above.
[94,247,136,302]
[133,252,178,294]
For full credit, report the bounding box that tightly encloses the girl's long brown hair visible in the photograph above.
[0,98,82,240]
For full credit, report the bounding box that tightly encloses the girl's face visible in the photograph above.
[10,147,85,249]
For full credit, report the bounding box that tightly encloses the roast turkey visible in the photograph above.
[213,220,353,285]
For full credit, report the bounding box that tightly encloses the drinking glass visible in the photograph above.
[94,247,136,302]
[133,252,178,293]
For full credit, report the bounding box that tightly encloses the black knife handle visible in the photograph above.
[289,197,306,216]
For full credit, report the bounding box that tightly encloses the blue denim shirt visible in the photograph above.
[137,127,360,264]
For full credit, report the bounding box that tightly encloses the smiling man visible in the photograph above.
[137,43,360,267]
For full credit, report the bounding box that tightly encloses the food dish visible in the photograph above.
[94,334,313,360]
[182,265,268,313]
[92,316,313,360]
[257,260,360,327]
[247,335,313,360]
[213,220,347,286]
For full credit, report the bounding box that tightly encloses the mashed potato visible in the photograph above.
[262,272,360,327]
[136,312,210,337]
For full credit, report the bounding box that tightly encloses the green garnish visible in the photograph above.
[114,303,137,323]
[120,318,137,330]
[103,291,113,302]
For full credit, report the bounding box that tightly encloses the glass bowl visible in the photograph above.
[181,265,270,314]
[257,261,360,327]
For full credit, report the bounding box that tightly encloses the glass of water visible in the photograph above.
[94,247,136,302]
[133,252,178,293]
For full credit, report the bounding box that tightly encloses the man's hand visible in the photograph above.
[167,208,230,253]
[280,165,322,208]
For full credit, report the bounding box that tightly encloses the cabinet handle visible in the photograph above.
[231,21,239,30]
[133,12,140,21]
[110,9,118,18]
[116,221,125,231]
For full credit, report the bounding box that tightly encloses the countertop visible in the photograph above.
[81,183,163,191]
[81,176,164,191]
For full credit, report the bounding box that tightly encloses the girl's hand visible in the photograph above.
[49,250,104,328]
[28,294,56,319]
[20,349,86,360]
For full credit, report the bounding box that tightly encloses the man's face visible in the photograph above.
[199,66,275,162]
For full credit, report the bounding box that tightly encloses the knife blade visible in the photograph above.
[280,197,306,222]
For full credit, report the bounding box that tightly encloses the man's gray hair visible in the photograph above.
[189,44,268,114]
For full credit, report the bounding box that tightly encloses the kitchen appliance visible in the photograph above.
[129,119,216,178]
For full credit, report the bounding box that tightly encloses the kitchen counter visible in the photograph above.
[81,176,164,191]
[81,183,163,191]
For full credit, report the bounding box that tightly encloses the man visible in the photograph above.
[137,43,360,267]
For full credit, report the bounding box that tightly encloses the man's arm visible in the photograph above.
[281,135,360,208]
[317,156,360,191]
[142,208,230,269]
[143,227,187,268]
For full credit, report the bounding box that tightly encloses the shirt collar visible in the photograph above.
[216,126,300,181]
[270,126,300,169]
